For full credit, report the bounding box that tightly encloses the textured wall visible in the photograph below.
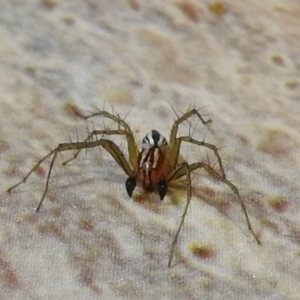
[1,1,300,299]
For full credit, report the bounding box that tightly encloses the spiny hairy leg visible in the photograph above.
[177,136,225,177]
[7,139,134,211]
[168,109,212,169]
[63,129,131,165]
[168,162,192,267]
[168,161,261,246]
[82,109,138,166]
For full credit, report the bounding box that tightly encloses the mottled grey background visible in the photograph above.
[0,0,300,299]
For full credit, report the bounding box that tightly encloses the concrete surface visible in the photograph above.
[0,0,300,299]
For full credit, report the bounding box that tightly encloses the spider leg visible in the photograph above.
[177,136,225,176]
[62,129,134,166]
[167,162,192,267]
[168,109,212,169]
[82,110,139,167]
[7,139,134,211]
[168,162,261,245]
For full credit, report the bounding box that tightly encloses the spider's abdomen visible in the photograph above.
[137,146,168,191]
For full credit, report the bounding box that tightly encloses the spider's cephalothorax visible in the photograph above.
[126,130,169,200]
[7,108,261,267]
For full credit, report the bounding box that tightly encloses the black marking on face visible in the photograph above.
[142,130,167,149]
[151,130,161,145]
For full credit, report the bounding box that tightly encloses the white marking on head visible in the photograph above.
[142,130,167,150]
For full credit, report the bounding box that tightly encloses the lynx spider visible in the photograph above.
[7,108,260,266]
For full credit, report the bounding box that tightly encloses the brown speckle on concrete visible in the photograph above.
[63,102,85,119]
[33,165,47,177]
[285,80,299,89]
[177,1,202,22]
[189,242,215,259]
[267,195,288,213]
[257,126,296,158]
[62,14,75,25]
[41,0,59,9]
[270,54,285,66]
[79,218,95,232]
[0,255,20,288]
[38,221,64,238]
[128,0,140,11]
[208,2,228,15]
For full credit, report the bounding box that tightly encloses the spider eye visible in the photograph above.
[125,177,136,198]
[156,179,168,200]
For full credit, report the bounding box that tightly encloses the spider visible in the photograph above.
[7,108,261,267]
